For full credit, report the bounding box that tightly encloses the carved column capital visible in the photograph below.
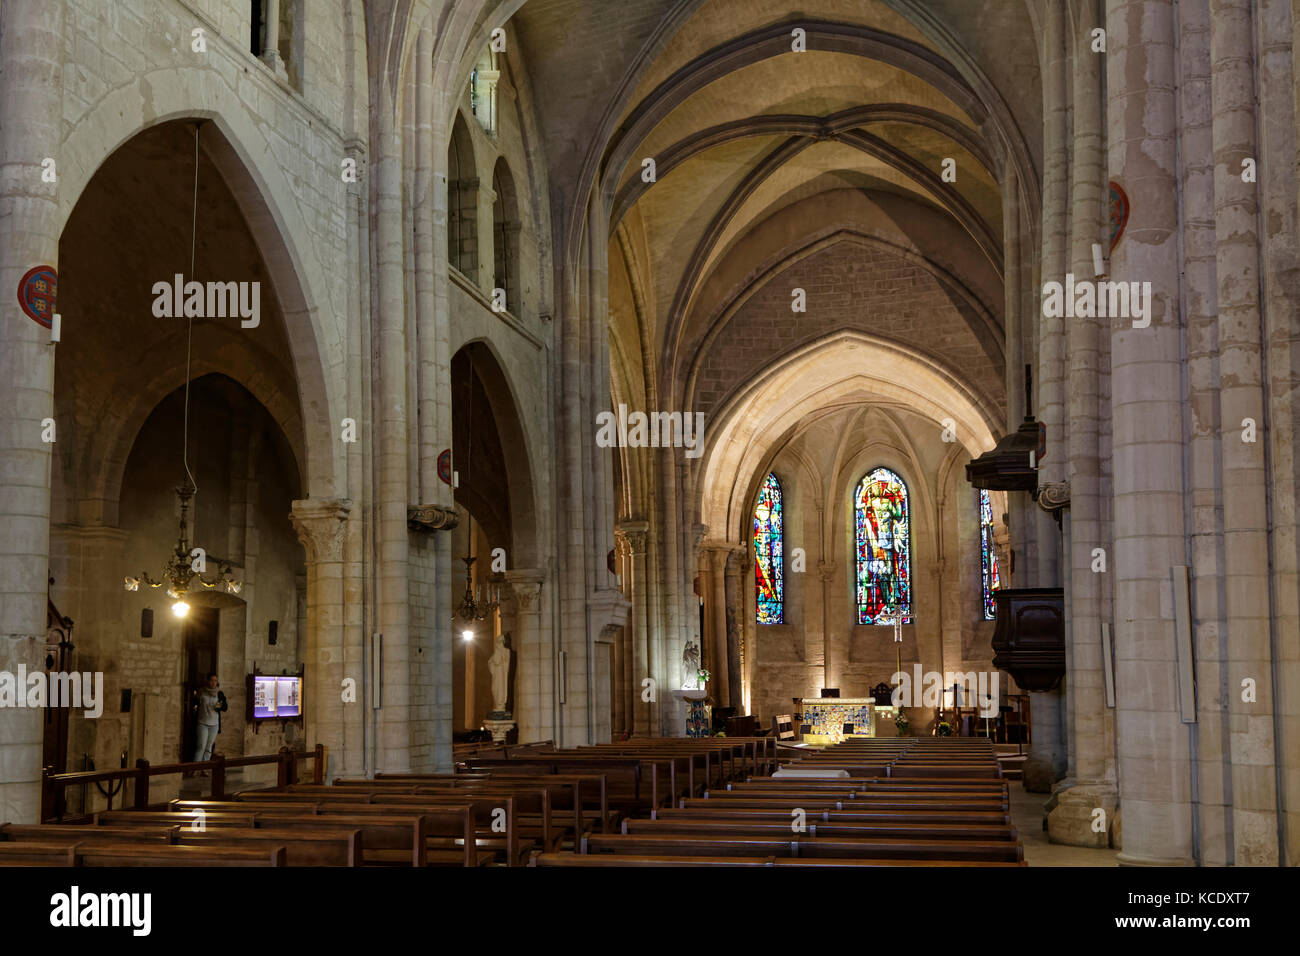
[407,504,459,533]
[289,498,351,563]
[505,569,544,610]
[690,523,710,555]
[615,520,650,556]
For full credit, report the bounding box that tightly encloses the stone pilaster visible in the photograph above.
[290,498,351,780]
[0,0,63,824]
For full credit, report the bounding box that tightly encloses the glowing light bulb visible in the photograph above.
[462,629,474,642]
[172,600,191,618]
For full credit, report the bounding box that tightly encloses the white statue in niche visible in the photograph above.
[488,632,511,716]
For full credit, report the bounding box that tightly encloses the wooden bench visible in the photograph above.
[170,801,471,866]
[533,852,1024,868]
[622,818,1018,843]
[583,832,1025,863]
[654,806,1012,826]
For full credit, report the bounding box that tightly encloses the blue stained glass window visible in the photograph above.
[754,473,783,624]
[980,489,1001,620]
[855,467,911,624]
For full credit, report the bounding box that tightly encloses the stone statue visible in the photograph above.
[682,640,701,687]
[488,632,511,716]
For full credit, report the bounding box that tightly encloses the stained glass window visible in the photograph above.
[855,467,911,624]
[754,473,783,624]
[980,489,1001,620]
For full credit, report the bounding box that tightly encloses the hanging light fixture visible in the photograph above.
[452,514,500,625]
[450,358,499,627]
[123,124,241,617]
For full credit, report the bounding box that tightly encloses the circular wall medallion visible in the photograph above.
[437,449,452,485]
[17,265,57,328]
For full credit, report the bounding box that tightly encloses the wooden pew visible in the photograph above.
[73,844,287,867]
[583,831,1025,863]
[0,842,76,865]
[654,806,1013,826]
[169,801,468,867]
[22,819,359,867]
[533,853,1024,868]
[232,789,526,864]
[622,818,1019,843]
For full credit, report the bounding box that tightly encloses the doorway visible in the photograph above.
[180,607,220,762]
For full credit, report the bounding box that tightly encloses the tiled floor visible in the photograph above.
[1010,784,1120,867]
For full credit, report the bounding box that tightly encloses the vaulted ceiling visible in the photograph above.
[505,0,1042,524]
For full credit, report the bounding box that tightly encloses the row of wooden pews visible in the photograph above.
[458,737,776,820]
[533,737,1026,867]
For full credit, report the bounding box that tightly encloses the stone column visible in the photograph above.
[1177,0,1231,864]
[1254,0,1300,866]
[260,0,289,79]
[0,0,62,824]
[724,551,744,713]
[706,547,735,707]
[370,82,412,773]
[616,521,652,735]
[290,499,351,780]
[1106,0,1194,865]
[1024,688,1067,793]
[506,570,549,743]
[818,560,837,691]
[1210,0,1278,864]
[1049,2,1119,846]
[1036,0,1070,590]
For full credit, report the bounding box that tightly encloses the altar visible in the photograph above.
[800,697,886,744]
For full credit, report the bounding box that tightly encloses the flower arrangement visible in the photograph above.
[697,668,710,684]
[895,712,910,735]
[937,720,953,737]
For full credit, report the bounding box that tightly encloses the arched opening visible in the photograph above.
[492,158,520,314]
[448,341,538,740]
[448,115,480,281]
[46,118,315,806]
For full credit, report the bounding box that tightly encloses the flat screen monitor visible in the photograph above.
[251,675,302,719]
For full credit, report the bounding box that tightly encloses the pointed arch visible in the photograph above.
[854,466,912,624]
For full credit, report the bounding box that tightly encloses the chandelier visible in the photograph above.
[453,515,500,633]
[122,123,241,619]
[124,483,242,617]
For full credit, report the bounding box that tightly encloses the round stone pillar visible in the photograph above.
[290,498,352,780]
[505,570,549,743]
[1106,0,1194,865]
[0,0,64,824]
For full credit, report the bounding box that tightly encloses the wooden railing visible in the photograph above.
[40,745,326,823]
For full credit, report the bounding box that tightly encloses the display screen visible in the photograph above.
[252,675,302,718]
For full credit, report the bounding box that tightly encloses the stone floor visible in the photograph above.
[1010,783,1120,866]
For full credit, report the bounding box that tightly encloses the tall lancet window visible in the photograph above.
[754,473,784,624]
[980,489,1001,620]
[854,467,911,624]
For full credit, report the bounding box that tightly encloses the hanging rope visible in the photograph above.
[182,123,200,495]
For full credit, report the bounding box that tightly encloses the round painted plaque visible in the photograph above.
[17,265,57,328]
[437,449,452,485]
